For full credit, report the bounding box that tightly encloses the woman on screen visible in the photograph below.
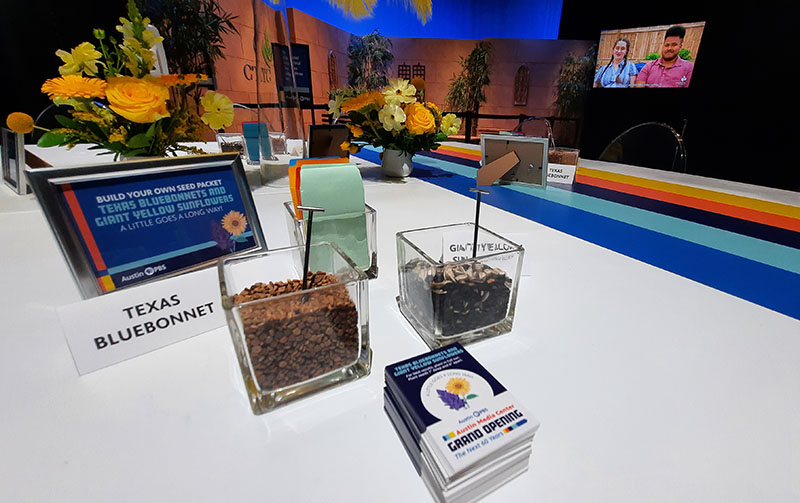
[593,38,637,88]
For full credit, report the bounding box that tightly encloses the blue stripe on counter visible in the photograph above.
[415,149,482,169]
[565,181,800,250]
[360,146,800,275]
[357,147,800,320]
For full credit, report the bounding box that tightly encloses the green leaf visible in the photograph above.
[83,121,104,139]
[465,394,478,400]
[145,122,157,138]
[54,115,81,129]
[121,148,147,157]
[37,131,67,147]
[127,133,152,149]
[349,110,367,123]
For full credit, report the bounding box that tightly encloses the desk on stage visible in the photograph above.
[1,142,798,503]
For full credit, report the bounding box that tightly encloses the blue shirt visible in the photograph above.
[594,60,638,88]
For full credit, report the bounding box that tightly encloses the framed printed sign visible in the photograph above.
[308,124,350,158]
[480,134,549,188]
[2,127,31,195]
[27,153,266,298]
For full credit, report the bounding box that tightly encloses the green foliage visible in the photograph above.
[347,30,394,90]
[328,87,360,103]
[446,41,492,113]
[37,131,67,148]
[555,45,597,118]
[446,41,492,135]
[334,91,456,155]
[38,105,204,159]
[646,52,660,60]
[91,0,158,79]
[135,0,238,77]
[261,25,273,67]
[679,48,692,60]
[34,1,211,159]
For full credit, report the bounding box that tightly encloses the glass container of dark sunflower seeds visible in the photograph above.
[396,223,523,349]
[219,242,371,414]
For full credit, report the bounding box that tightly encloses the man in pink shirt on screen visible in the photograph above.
[636,25,694,88]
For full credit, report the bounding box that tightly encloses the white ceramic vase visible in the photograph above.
[381,149,414,178]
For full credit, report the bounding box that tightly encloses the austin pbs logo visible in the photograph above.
[144,264,167,276]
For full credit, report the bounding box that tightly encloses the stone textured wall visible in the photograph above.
[213,2,593,137]
[390,37,593,133]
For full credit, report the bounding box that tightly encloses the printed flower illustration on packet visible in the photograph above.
[212,210,248,252]
[437,377,479,411]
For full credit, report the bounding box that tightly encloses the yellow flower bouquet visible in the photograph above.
[329,78,461,156]
[7,0,234,159]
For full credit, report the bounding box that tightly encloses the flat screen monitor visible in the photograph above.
[595,22,705,89]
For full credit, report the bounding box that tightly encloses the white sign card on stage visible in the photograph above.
[58,268,225,375]
[442,230,533,276]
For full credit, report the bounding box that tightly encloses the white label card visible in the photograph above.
[57,268,225,375]
[442,230,533,276]
[546,162,577,184]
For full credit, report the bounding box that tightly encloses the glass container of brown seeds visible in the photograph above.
[396,223,523,349]
[219,242,371,414]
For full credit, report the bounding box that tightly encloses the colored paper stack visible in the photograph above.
[288,157,369,271]
[384,343,539,503]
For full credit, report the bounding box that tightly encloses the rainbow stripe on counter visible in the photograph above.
[358,145,800,321]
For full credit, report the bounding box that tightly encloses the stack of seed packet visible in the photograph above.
[384,343,540,503]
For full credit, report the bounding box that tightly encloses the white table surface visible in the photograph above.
[1,145,799,503]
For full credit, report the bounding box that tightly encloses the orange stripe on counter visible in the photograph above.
[437,145,481,160]
[578,167,800,220]
[576,173,800,233]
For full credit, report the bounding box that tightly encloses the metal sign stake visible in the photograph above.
[468,188,490,259]
[297,205,325,289]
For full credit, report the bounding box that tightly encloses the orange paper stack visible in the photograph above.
[289,157,350,218]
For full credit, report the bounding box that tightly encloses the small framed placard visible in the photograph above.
[481,134,548,188]
[26,153,266,298]
[308,124,350,158]
[2,127,31,195]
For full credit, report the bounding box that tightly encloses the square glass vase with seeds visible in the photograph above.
[219,242,371,414]
[396,223,524,349]
[283,201,379,279]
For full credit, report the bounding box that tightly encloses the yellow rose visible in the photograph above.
[404,102,435,135]
[106,76,169,123]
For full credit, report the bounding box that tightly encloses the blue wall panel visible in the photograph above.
[282,0,563,39]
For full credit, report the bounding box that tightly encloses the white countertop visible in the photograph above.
[1,145,799,503]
